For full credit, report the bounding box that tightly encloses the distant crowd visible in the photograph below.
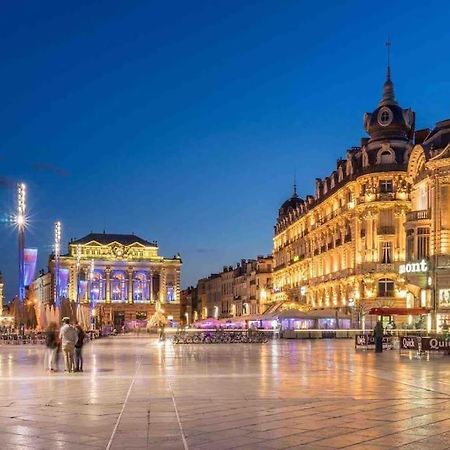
[45,318,86,373]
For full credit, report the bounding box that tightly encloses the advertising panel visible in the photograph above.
[399,336,420,351]
[58,268,69,298]
[24,248,38,287]
[421,337,450,352]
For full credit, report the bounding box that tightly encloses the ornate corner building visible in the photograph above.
[42,232,181,328]
[272,65,450,329]
[405,120,450,329]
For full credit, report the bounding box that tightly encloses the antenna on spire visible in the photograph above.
[385,37,392,80]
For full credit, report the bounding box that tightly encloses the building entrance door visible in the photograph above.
[114,311,125,329]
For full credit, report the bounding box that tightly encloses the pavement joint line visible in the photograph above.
[105,356,142,450]
[170,387,189,450]
[161,342,189,450]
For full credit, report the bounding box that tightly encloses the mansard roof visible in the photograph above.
[423,119,450,151]
[71,233,157,247]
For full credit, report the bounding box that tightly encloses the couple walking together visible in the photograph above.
[45,318,86,372]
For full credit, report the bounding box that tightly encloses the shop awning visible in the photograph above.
[368,307,432,316]
[271,308,351,320]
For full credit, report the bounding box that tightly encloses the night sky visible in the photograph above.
[1,0,449,301]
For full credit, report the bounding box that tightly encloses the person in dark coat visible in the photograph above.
[74,323,86,372]
[44,322,58,372]
[374,320,384,353]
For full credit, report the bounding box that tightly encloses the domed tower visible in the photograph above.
[363,64,415,165]
[278,182,303,220]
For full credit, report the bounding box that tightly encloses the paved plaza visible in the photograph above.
[0,337,449,450]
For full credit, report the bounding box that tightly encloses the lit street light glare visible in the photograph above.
[15,182,28,229]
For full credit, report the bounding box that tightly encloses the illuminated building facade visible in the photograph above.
[405,119,450,330]
[273,66,426,326]
[50,233,181,327]
[196,256,273,320]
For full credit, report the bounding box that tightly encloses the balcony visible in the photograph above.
[357,262,401,274]
[378,226,396,235]
[407,209,431,221]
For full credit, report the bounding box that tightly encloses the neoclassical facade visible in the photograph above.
[405,119,450,330]
[273,66,425,326]
[55,233,182,327]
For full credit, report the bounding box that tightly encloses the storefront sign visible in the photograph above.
[421,337,450,352]
[399,260,428,275]
[400,336,420,350]
[438,289,450,308]
[355,335,391,347]
[355,334,373,346]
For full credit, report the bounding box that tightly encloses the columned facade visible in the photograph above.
[53,233,182,327]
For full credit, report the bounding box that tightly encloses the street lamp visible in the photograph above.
[76,244,81,304]
[17,183,26,303]
[54,221,61,307]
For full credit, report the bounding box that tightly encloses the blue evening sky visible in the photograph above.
[1,0,449,300]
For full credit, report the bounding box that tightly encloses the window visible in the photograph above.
[167,285,175,302]
[379,209,395,235]
[380,241,392,263]
[378,278,394,297]
[379,179,393,193]
[406,229,414,260]
[377,107,393,126]
[417,227,430,259]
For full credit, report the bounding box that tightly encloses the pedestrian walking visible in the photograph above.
[59,317,78,372]
[44,322,58,372]
[374,320,384,353]
[159,321,166,341]
[74,322,86,372]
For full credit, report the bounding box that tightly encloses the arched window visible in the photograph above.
[378,278,394,297]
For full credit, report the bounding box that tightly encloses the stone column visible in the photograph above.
[160,268,166,303]
[175,268,181,303]
[83,268,89,303]
[149,270,153,303]
[128,269,133,304]
[105,268,111,303]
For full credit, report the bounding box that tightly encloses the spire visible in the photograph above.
[379,38,398,107]
[292,171,298,198]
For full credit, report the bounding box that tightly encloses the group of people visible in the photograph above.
[44,317,86,373]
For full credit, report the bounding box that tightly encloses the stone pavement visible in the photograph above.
[0,337,449,450]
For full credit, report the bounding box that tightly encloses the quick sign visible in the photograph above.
[400,336,420,350]
[421,337,450,352]
[399,260,428,275]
